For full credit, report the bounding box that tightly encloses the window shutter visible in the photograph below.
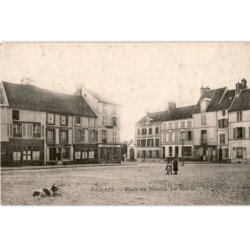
[22,123,26,137]
[28,124,33,138]
[41,125,45,138]
[9,123,13,138]
[242,127,246,138]
[233,128,236,139]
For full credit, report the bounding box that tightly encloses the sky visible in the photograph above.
[1,43,250,141]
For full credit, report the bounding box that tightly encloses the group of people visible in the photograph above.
[165,156,179,175]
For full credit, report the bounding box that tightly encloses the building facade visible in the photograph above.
[161,104,195,160]
[135,111,164,161]
[0,80,98,166]
[75,85,122,163]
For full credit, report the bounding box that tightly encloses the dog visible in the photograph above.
[33,184,59,197]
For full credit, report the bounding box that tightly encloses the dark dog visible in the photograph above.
[33,184,59,197]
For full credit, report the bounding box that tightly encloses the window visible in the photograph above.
[47,113,55,125]
[218,119,228,128]
[102,116,107,126]
[162,132,166,143]
[236,147,244,158]
[174,132,178,141]
[23,150,31,161]
[222,110,226,116]
[102,130,107,142]
[89,118,95,128]
[13,151,21,161]
[155,127,159,134]
[187,131,193,141]
[112,117,117,127]
[90,130,96,142]
[183,146,192,157]
[89,151,95,159]
[63,147,70,159]
[32,151,40,160]
[33,124,41,138]
[237,111,242,122]
[220,134,225,144]
[112,132,117,142]
[137,140,140,147]
[233,127,246,139]
[201,114,206,125]
[75,116,81,126]
[137,129,140,135]
[169,147,173,157]
[74,129,81,142]
[155,138,159,147]
[82,151,88,159]
[12,110,20,120]
[47,130,55,142]
[175,122,178,129]
[187,121,192,128]
[142,128,147,135]
[223,148,228,159]
[75,151,81,159]
[60,130,68,144]
[60,115,68,126]
[141,139,146,147]
[156,151,160,158]
[13,123,22,137]
[149,150,152,158]
[149,128,152,134]
[169,133,172,142]
[181,121,185,128]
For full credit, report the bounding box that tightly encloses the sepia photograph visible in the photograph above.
[1,42,250,205]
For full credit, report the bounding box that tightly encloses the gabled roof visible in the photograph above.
[229,89,250,112]
[161,105,195,122]
[136,110,167,125]
[193,87,227,113]
[3,81,97,117]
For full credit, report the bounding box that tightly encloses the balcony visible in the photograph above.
[200,138,208,145]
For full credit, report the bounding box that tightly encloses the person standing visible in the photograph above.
[173,157,179,175]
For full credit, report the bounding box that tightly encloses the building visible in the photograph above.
[161,103,195,160]
[135,111,165,161]
[75,85,122,163]
[0,80,97,166]
[228,79,250,162]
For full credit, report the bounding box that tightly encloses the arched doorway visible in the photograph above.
[130,148,135,161]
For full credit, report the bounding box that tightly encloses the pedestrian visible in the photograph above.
[173,157,179,175]
[165,161,172,175]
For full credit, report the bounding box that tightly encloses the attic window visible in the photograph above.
[12,110,20,120]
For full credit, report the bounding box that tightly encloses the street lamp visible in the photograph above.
[181,129,185,166]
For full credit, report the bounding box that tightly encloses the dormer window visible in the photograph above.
[12,110,20,120]
[200,98,212,112]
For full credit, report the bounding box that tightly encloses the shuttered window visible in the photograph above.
[9,123,13,137]
[22,123,27,137]
[28,124,33,138]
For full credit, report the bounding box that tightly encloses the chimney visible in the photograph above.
[75,84,84,95]
[240,78,247,89]
[168,101,176,111]
[200,86,210,95]
[21,78,36,86]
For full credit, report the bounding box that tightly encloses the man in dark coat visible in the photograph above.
[173,157,179,175]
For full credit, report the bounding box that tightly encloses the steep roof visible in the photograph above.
[136,110,167,125]
[229,89,250,112]
[193,87,227,113]
[161,105,195,122]
[3,81,96,117]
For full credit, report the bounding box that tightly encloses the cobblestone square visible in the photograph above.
[1,163,250,205]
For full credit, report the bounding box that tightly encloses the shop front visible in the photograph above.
[73,144,98,164]
[98,144,122,163]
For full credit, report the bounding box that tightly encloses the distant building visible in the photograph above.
[75,85,122,163]
[135,111,164,160]
[161,103,195,159]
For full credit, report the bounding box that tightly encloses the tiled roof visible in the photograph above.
[3,81,97,117]
[229,89,250,112]
[193,87,227,113]
[161,105,195,122]
[136,110,168,125]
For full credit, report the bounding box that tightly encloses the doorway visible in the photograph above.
[219,147,223,161]
[130,148,134,161]
[57,147,62,165]
[175,146,179,157]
